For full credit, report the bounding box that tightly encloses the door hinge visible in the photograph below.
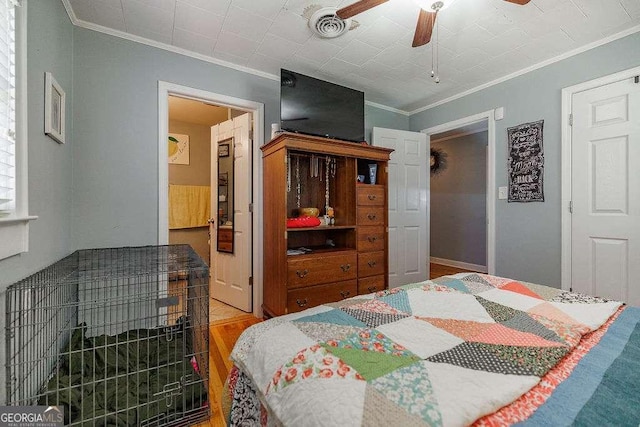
[249,276,253,286]
[569,200,573,213]
[249,129,254,141]
[569,113,573,126]
[249,203,253,212]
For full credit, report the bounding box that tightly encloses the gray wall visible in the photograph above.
[365,105,409,143]
[0,0,74,289]
[431,132,487,266]
[71,27,279,249]
[0,0,74,404]
[411,31,640,287]
[71,27,400,249]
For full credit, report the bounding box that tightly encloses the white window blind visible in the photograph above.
[0,0,16,214]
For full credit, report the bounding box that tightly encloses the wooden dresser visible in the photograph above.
[261,132,393,317]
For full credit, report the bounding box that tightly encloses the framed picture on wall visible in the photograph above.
[168,133,190,164]
[218,143,230,157]
[44,72,66,144]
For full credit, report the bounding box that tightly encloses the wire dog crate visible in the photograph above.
[5,245,210,426]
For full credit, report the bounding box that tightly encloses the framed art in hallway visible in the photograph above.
[44,72,66,144]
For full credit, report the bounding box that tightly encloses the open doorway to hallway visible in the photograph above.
[167,95,248,321]
[429,121,489,278]
[159,81,265,319]
[422,110,496,274]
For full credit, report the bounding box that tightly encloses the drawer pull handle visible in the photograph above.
[367,236,378,243]
[368,260,377,268]
[340,264,351,272]
[367,213,377,220]
[340,290,351,299]
[368,194,377,200]
[296,298,308,307]
[367,286,377,293]
[296,269,309,278]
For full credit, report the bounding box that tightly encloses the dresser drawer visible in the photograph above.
[356,207,385,226]
[357,186,385,206]
[358,275,386,295]
[287,252,357,289]
[357,226,385,252]
[358,251,385,278]
[287,280,357,313]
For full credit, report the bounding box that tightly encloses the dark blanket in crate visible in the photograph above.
[39,323,207,425]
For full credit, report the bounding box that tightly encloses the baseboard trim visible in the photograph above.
[430,257,488,273]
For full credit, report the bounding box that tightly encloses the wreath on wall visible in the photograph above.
[430,147,448,176]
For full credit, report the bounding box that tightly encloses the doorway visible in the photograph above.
[167,95,230,263]
[422,109,497,276]
[429,122,488,275]
[158,82,265,318]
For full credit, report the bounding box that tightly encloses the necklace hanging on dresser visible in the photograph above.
[287,152,291,193]
[325,156,330,210]
[296,155,301,208]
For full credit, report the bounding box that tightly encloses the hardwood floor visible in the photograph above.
[430,262,477,279]
[194,265,475,426]
[195,314,262,427]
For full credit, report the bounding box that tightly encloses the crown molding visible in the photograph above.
[61,0,279,82]
[365,100,410,116]
[409,24,640,115]
[61,1,639,119]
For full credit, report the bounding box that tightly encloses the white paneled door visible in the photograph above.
[373,127,428,288]
[210,114,252,312]
[571,77,640,305]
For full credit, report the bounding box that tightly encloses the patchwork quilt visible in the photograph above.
[226,274,622,426]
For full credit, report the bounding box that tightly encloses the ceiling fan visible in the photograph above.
[336,0,531,47]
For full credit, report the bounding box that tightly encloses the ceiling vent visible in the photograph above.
[307,7,352,39]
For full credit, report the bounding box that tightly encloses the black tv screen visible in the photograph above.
[280,69,365,143]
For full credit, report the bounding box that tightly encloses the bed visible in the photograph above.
[222,273,640,426]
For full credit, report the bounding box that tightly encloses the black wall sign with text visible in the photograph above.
[507,120,544,202]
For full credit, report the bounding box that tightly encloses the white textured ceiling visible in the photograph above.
[65,0,640,112]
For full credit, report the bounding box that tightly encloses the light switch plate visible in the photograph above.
[498,186,508,200]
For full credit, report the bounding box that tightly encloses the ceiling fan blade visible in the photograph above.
[412,9,436,48]
[336,0,389,19]
[503,0,531,4]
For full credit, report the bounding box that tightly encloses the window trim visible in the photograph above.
[0,0,37,261]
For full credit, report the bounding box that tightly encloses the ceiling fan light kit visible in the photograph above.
[413,0,453,11]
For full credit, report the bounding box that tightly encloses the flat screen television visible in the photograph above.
[280,69,365,143]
